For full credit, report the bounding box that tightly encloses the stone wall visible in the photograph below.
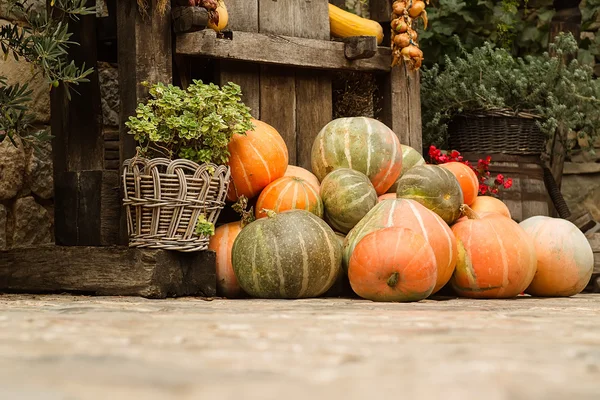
[562,139,600,222]
[0,2,53,250]
[0,3,119,250]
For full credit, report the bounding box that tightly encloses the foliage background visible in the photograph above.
[419,0,600,72]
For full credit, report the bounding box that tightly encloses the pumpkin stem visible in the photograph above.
[262,208,277,219]
[460,204,481,220]
[387,272,400,288]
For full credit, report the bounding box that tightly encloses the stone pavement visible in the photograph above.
[0,294,599,400]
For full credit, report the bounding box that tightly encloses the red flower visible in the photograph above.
[495,174,504,185]
[503,178,513,189]
[450,150,460,160]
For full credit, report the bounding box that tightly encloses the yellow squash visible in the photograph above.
[208,1,229,32]
[328,4,384,45]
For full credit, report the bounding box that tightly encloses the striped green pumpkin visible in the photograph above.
[386,145,426,193]
[320,168,378,234]
[311,117,402,195]
[231,210,342,298]
[395,164,464,225]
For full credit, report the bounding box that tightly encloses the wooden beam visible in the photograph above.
[176,30,392,72]
[376,64,422,152]
[344,36,378,60]
[117,0,173,244]
[117,0,173,165]
[172,6,209,34]
[0,246,216,299]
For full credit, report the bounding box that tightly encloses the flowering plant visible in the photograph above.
[428,145,513,196]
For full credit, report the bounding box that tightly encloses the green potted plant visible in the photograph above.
[421,32,600,159]
[123,80,253,252]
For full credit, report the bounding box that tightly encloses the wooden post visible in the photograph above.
[117,0,173,243]
[50,0,121,246]
[547,0,582,189]
[370,0,423,153]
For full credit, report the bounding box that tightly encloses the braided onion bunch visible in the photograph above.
[391,1,428,70]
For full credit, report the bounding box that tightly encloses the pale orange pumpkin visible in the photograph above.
[440,162,479,206]
[451,206,537,298]
[377,193,396,203]
[208,222,245,298]
[520,216,594,297]
[284,165,320,194]
[348,227,437,302]
[344,198,457,294]
[470,196,511,218]
[255,176,323,219]
[227,119,289,201]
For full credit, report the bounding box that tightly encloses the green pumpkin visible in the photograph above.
[320,168,378,234]
[395,164,464,224]
[311,117,402,195]
[232,209,342,298]
[386,145,426,193]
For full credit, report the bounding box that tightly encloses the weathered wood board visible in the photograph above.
[117,0,173,244]
[376,65,422,151]
[0,246,216,299]
[177,30,392,72]
[215,0,260,119]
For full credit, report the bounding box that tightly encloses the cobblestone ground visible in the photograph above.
[0,294,599,400]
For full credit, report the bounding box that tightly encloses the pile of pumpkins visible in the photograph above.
[210,117,595,302]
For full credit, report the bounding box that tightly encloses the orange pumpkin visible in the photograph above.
[227,119,289,201]
[255,176,323,219]
[520,216,594,297]
[208,222,245,298]
[377,193,396,203]
[348,227,437,302]
[440,162,479,206]
[284,165,320,194]
[451,206,537,298]
[470,196,511,218]
[344,199,457,294]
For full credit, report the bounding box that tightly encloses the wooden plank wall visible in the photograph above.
[218,0,333,170]
[50,0,121,246]
[117,0,173,244]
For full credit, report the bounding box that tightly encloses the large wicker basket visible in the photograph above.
[447,109,546,155]
[122,158,230,252]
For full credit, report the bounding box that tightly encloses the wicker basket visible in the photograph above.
[122,158,230,252]
[447,109,547,155]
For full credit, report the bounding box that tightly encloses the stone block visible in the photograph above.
[0,135,26,200]
[0,204,6,250]
[99,62,120,127]
[11,196,52,248]
[25,140,53,199]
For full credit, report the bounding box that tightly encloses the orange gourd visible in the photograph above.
[344,199,457,294]
[255,176,323,219]
[284,165,320,194]
[227,119,289,201]
[348,227,437,302]
[470,196,511,218]
[451,206,537,298]
[520,216,594,297]
[208,222,245,298]
[440,162,479,206]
